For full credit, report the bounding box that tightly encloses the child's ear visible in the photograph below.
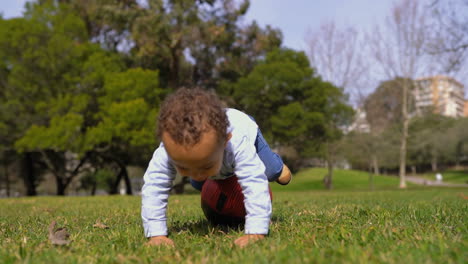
[224,133,232,147]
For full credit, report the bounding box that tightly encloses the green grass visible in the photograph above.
[420,170,468,185]
[271,168,405,192]
[1,188,466,263]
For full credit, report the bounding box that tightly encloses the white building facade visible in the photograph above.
[414,76,465,118]
[347,107,370,133]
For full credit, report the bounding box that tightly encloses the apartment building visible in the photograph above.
[347,108,370,133]
[414,76,465,118]
[465,100,468,117]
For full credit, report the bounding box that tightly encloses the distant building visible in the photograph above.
[414,76,465,118]
[465,100,468,117]
[348,108,370,133]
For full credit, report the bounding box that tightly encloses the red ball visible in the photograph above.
[200,176,272,226]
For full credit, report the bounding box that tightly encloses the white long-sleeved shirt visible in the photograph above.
[141,108,272,237]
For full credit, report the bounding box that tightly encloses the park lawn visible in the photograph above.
[0,189,466,264]
[420,170,468,185]
[271,168,407,192]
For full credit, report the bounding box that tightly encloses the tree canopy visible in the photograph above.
[227,48,353,177]
[0,0,354,195]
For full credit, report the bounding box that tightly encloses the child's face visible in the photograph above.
[162,129,231,182]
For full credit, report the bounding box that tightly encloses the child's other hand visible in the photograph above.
[146,236,175,247]
[234,234,265,248]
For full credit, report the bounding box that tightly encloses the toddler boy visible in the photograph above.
[142,88,291,248]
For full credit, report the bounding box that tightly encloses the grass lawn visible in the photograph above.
[271,168,408,192]
[420,170,468,185]
[0,169,466,263]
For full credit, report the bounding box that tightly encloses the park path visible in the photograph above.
[405,176,468,187]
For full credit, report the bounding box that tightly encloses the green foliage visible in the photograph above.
[86,68,164,152]
[0,2,90,150]
[408,114,457,168]
[119,0,282,89]
[0,2,168,195]
[17,113,85,153]
[343,127,401,171]
[271,102,322,141]
[406,116,468,171]
[0,2,98,153]
[449,118,468,162]
[0,189,466,263]
[229,48,353,158]
[341,132,373,169]
[1,2,163,158]
[80,169,115,194]
[0,0,282,158]
[364,78,416,133]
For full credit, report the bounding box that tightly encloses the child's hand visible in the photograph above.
[146,236,175,247]
[234,234,265,248]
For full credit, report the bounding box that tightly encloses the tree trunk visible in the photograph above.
[411,165,416,176]
[110,170,121,195]
[168,39,182,89]
[40,151,89,196]
[431,156,438,172]
[122,168,132,195]
[3,158,10,197]
[325,161,333,190]
[110,158,132,195]
[21,153,37,196]
[56,177,66,196]
[371,154,380,175]
[91,181,97,196]
[368,163,374,191]
[399,80,409,189]
[455,142,461,167]
[323,141,333,190]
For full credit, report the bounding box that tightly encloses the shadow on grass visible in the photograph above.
[172,215,287,232]
[171,214,287,238]
[171,218,245,235]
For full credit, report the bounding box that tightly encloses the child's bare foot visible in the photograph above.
[276,165,292,185]
[234,234,265,248]
[146,236,175,247]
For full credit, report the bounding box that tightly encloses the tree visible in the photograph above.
[408,114,456,172]
[66,0,281,89]
[80,168,115,195]
[305,21,372,188]
[364,78,416,133]
[342,130,399,189]
[15,65,164,195]
[428,0,468,74]
[1,1,164,195]
[447,117,468,167]
[369,0,433,188]
[129,0,282,90]
[363,78,416,176]
[306,21,369,104]
[3,0,282,195]
[229,49,353,189]
[83,68,165,194]
[0,2,93,195]
[343,131,385,174]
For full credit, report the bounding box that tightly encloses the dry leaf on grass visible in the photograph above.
[93,220,109,229]
[48,221,71,246]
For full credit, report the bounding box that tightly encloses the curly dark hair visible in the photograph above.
[157,87,229,146]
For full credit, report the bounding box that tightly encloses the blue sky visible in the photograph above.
[1,0,393,51]
[243,0,393,51]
